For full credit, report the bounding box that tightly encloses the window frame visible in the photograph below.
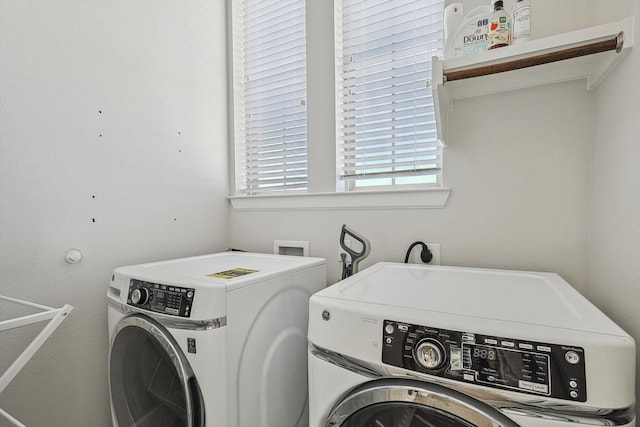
[228,0,450,210]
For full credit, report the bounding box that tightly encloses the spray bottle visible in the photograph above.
[511,0,532,44]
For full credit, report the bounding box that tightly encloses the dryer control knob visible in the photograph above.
[131,288,149,305]
[414,339,446,370]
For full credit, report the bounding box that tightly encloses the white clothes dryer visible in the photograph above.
[107,252,326,427]
[308,262,636,427]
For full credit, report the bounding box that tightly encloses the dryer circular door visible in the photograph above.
[325,378,520,427]
[109,314,205,427]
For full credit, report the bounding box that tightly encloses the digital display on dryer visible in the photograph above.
[463,343,551,395]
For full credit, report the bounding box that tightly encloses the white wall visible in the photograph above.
[0,1,228,426]
[588,0,640,412]
[230,79,593,288]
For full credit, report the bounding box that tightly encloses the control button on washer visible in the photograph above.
[569,380,578,389]
[570,390,579,399]
[385,324,395,335]
[537,345,552,352]
[565,351,580,364]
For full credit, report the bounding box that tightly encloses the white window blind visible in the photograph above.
[232,0,307,195]
[337,0,444,190]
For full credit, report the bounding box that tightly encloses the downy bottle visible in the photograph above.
[487,0,510,50]
[511,0,532,44]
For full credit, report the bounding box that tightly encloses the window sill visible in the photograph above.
[228,188,451,211]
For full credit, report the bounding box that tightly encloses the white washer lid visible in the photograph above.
[317,262,626,336]
[118,251,325,291]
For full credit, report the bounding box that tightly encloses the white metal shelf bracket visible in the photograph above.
[0,295,74,427]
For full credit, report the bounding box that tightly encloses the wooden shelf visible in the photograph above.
[433,17,635,146]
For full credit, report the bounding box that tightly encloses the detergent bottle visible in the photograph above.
[443,5,491,59]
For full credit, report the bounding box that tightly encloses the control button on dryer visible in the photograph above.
[533,383,549,393]
[569,380,578,389]
[570,390,579,399]
[384,324,395,335]
[461,333,475,342]
[565,351,580,364]
[518,380,533,390]
[537,345,552,352]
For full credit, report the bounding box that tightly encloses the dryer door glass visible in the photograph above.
[109,315,204,427]
[325,379,518,427]
[342,402,476,426]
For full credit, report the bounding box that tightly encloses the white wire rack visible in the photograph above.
[0,295,73,427]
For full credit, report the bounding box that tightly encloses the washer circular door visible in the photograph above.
[325,379,520,427]
[109,314,205,427]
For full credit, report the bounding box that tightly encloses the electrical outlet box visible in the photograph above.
[427,243,440,265]
[406,243,440,265]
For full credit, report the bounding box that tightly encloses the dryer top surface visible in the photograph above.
[114,251,325,291]
[315,262,627,336]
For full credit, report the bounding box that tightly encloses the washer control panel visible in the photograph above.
[382,320,586,402]
[127,279,194,318]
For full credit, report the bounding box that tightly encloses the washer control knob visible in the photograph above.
[414,339,446,370]
[131,288,149,305]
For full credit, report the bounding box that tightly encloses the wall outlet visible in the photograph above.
[427,243,440,265]
[407,243,440,265]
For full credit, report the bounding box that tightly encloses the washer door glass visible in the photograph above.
[342,402,476,427]
[326,379,519,427]
[110,315,204,427]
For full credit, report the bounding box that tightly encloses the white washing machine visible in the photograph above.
[107,251,326,427]
[308,262,636,427]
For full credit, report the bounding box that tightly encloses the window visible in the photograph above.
[232,0,307,195]
[337,0,444,190]
[231,0,445,199]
